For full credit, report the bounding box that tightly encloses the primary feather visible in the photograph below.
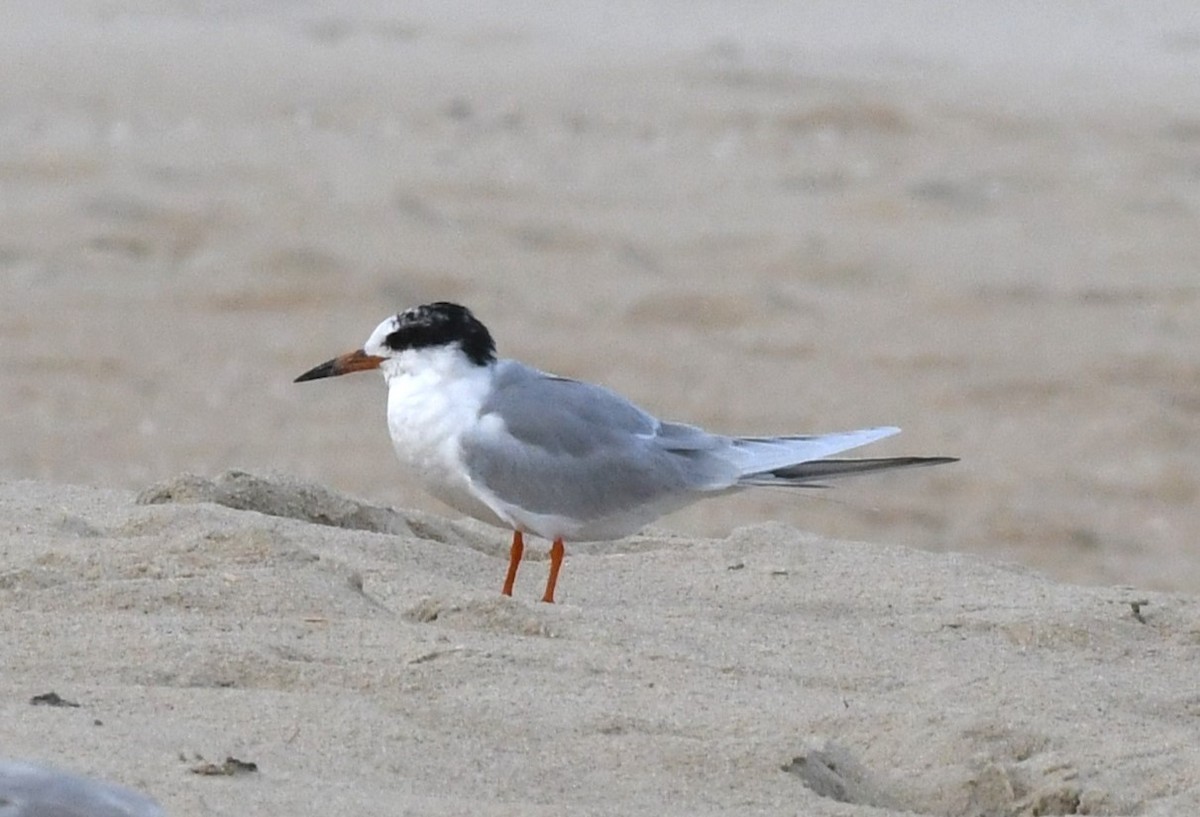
[739,455,960,487]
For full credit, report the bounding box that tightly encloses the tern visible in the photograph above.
[295,302,955,603]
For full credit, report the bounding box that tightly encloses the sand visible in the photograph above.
[5,474,1200,815]
[2,2,1199,815]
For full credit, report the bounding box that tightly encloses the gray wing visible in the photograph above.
[461,362,740,523]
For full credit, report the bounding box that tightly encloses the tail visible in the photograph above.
[725,426,957,488]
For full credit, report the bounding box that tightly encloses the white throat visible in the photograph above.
[380,345,504,525]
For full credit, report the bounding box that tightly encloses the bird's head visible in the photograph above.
[294,302,497,384]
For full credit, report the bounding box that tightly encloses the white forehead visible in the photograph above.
[363,315,401,354]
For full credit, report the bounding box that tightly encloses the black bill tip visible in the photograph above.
[293,349,384,383]
[294,359,339,383]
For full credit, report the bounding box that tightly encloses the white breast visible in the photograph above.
[381,347,512,528]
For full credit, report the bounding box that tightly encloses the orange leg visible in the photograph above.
[502,531,524,596]
[542,538,565,604]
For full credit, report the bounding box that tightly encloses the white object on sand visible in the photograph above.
[0,759,165,817]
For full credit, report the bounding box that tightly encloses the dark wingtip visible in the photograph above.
[750,455,960,486]
[871,456,960,469]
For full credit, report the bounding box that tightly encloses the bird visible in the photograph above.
[295,302,956,603]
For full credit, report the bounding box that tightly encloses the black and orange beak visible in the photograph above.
[294,349,384,382]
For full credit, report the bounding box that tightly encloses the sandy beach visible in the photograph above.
[5,474,1200,815]
[2,2,1199,814]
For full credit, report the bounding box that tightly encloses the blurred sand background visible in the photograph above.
[2,2,1200,814]
[2,1,1199,589]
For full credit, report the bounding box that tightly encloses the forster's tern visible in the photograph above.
[296,302,955,603]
